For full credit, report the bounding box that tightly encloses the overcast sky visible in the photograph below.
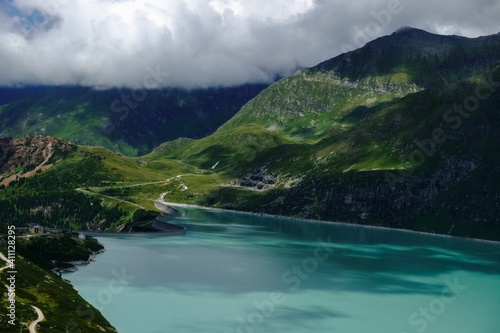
[0,0,499,89]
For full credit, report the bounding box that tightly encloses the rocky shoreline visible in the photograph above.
[55,248,106,273]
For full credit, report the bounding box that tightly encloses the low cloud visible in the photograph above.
[0,0,499,89]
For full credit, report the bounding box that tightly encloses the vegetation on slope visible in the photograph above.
[17,232,104,271]
[0,235,116,332]
[0,138,196,231]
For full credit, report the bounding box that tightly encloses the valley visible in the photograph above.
[2,29,500,240]
[1,22,500,332]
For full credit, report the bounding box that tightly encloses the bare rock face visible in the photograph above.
[230,168,279,191]
[0,136,74,186]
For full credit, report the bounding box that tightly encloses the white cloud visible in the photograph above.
[0,0,499,88]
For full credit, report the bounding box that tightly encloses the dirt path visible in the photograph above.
[29,306,44,333]
[76,188,145,209]
[77,175,190,211]
[96,179,171,190]
[175,159,202,171]
[0,253,45,332]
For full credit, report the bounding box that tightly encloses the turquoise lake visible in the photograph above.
[64,207,500,333]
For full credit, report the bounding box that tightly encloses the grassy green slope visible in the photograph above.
[0,143,197,231]
[0,243,116,333]
[216,71,417,143]
[147,125,290,172]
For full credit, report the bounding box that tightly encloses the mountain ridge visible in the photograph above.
[0,84,269,156]
[211,29,500,145]
[1,28,500,240]
[313,27,500,86]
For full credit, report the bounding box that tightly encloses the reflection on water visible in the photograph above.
[65,207,500,333]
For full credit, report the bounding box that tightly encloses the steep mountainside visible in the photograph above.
[0,242,116,333]
[217,28,500,142]
[0,84,268,156]
[144,29,500,240]
[1,28,499,241]
[315,28,500,87]
[202,67,500,240]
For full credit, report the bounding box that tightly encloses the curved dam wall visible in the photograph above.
[151,219,186,233]
[154,201,180,215]
[153,201,186,234]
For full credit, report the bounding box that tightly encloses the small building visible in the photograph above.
[29,223,45,234]
[78,232,86,240]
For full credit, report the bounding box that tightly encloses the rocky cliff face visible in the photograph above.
[0,136,74,186]
[228,168,279,191]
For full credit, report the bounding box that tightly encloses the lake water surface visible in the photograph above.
[64,207,500,333]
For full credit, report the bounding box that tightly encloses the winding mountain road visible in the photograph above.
[76,175,189,210]
[0,252,45,331]
[76,188,146,209]
[29,306,44,333]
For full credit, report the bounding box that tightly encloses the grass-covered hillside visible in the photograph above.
[17,232,104,272]
[0,231,116,333]
[0,136,197,231]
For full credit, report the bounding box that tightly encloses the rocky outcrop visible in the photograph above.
[0,135,74,187]
[228,168,279,191]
